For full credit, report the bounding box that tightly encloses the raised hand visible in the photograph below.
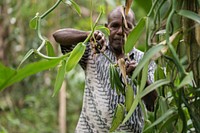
[125,59,138,77]
[90,30,107,55]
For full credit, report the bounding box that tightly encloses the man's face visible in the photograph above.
[107,9,135,55]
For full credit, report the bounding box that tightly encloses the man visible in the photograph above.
[53,6,157,133]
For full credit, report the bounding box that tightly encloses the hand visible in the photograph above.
[90,30,107,54]
[125,59,138,77]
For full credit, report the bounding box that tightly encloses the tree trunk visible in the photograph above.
[59,81,67,133]
[0,1,9,65]
[182,0,200,132]
[183,0,200,87]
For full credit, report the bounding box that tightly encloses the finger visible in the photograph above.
[96,32,103,40]
[98,39,105,47]
[91,47,97,55]
[90,41,95,48]
[126,67,133,74]
[100,44,107,53]
[129,60,137,65]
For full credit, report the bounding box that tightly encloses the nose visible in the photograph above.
[117,26,123,35]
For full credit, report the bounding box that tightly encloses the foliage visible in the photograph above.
[0,0,200,133]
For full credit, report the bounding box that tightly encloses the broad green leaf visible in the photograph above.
[158,113,178,133]
[154,66,166,80]
[46,40,55,57]
[0,63,16,87]
[176,71,193,90]
[0,59,60,91]
[177,118,183,133]
[18,49,34,69]
[122,95,139,124]
[69,0,81,16]
[134,0,152,14]
[124,17,146,54]
[53,60,66,96]
[29,16,38,29]
[95,25,110,36]
[66,42,86,72]
[140,79,170,98]
[125,84,134,112]
[110,103,125,132]
[132,44,165,81]
[144,108,177,132]
[159,96,169,115]
[113,66,124,95]
[177,10,200,24]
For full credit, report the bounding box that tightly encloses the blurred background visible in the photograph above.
[0,0,149,132]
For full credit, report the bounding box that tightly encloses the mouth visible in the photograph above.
[113,38,124,44]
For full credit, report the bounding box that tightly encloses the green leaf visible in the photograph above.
[18,49,34,69]
[125,84,134,112]
[113,66,124,95]
[53,60,66,96]
[0,59,60,91]
[144,108,177,132]
[45,40,55,57]
[124,17,146,54]
[159,96,169,115]
[134,0,152,14]
[176,71,193,90]
[132,44,165,81]
[0,62,16,87]
[140,79,170,98]
[69,0,81,16]
[154,66,166,80]
[66,42,86,72]
[177,10,200,24]
[139,62,149,93]
[29,16,38,29]
[122,95,139,124]
[95,25,110,36]
[158,113,178,133]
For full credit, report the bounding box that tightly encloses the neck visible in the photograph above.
[109,46,125,60]
[116,53,124,60]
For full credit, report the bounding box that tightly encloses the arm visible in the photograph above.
[142,81,158,112]
[53,28,90,47]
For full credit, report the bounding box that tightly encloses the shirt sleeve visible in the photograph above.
[148,60,156,83]
[60,43,91,70]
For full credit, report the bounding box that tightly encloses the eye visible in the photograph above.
[110,23,119,29]
[127,23,133,29]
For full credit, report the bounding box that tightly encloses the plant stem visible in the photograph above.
[37,0,63,52]
[41,0,62,19]
[166,0,187,78]
[37,39,45,52]
[102,52,115,64]
[147,0,159,17]
[36,17,45,42]
[84,11,103,43]
[34,49,70,60]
